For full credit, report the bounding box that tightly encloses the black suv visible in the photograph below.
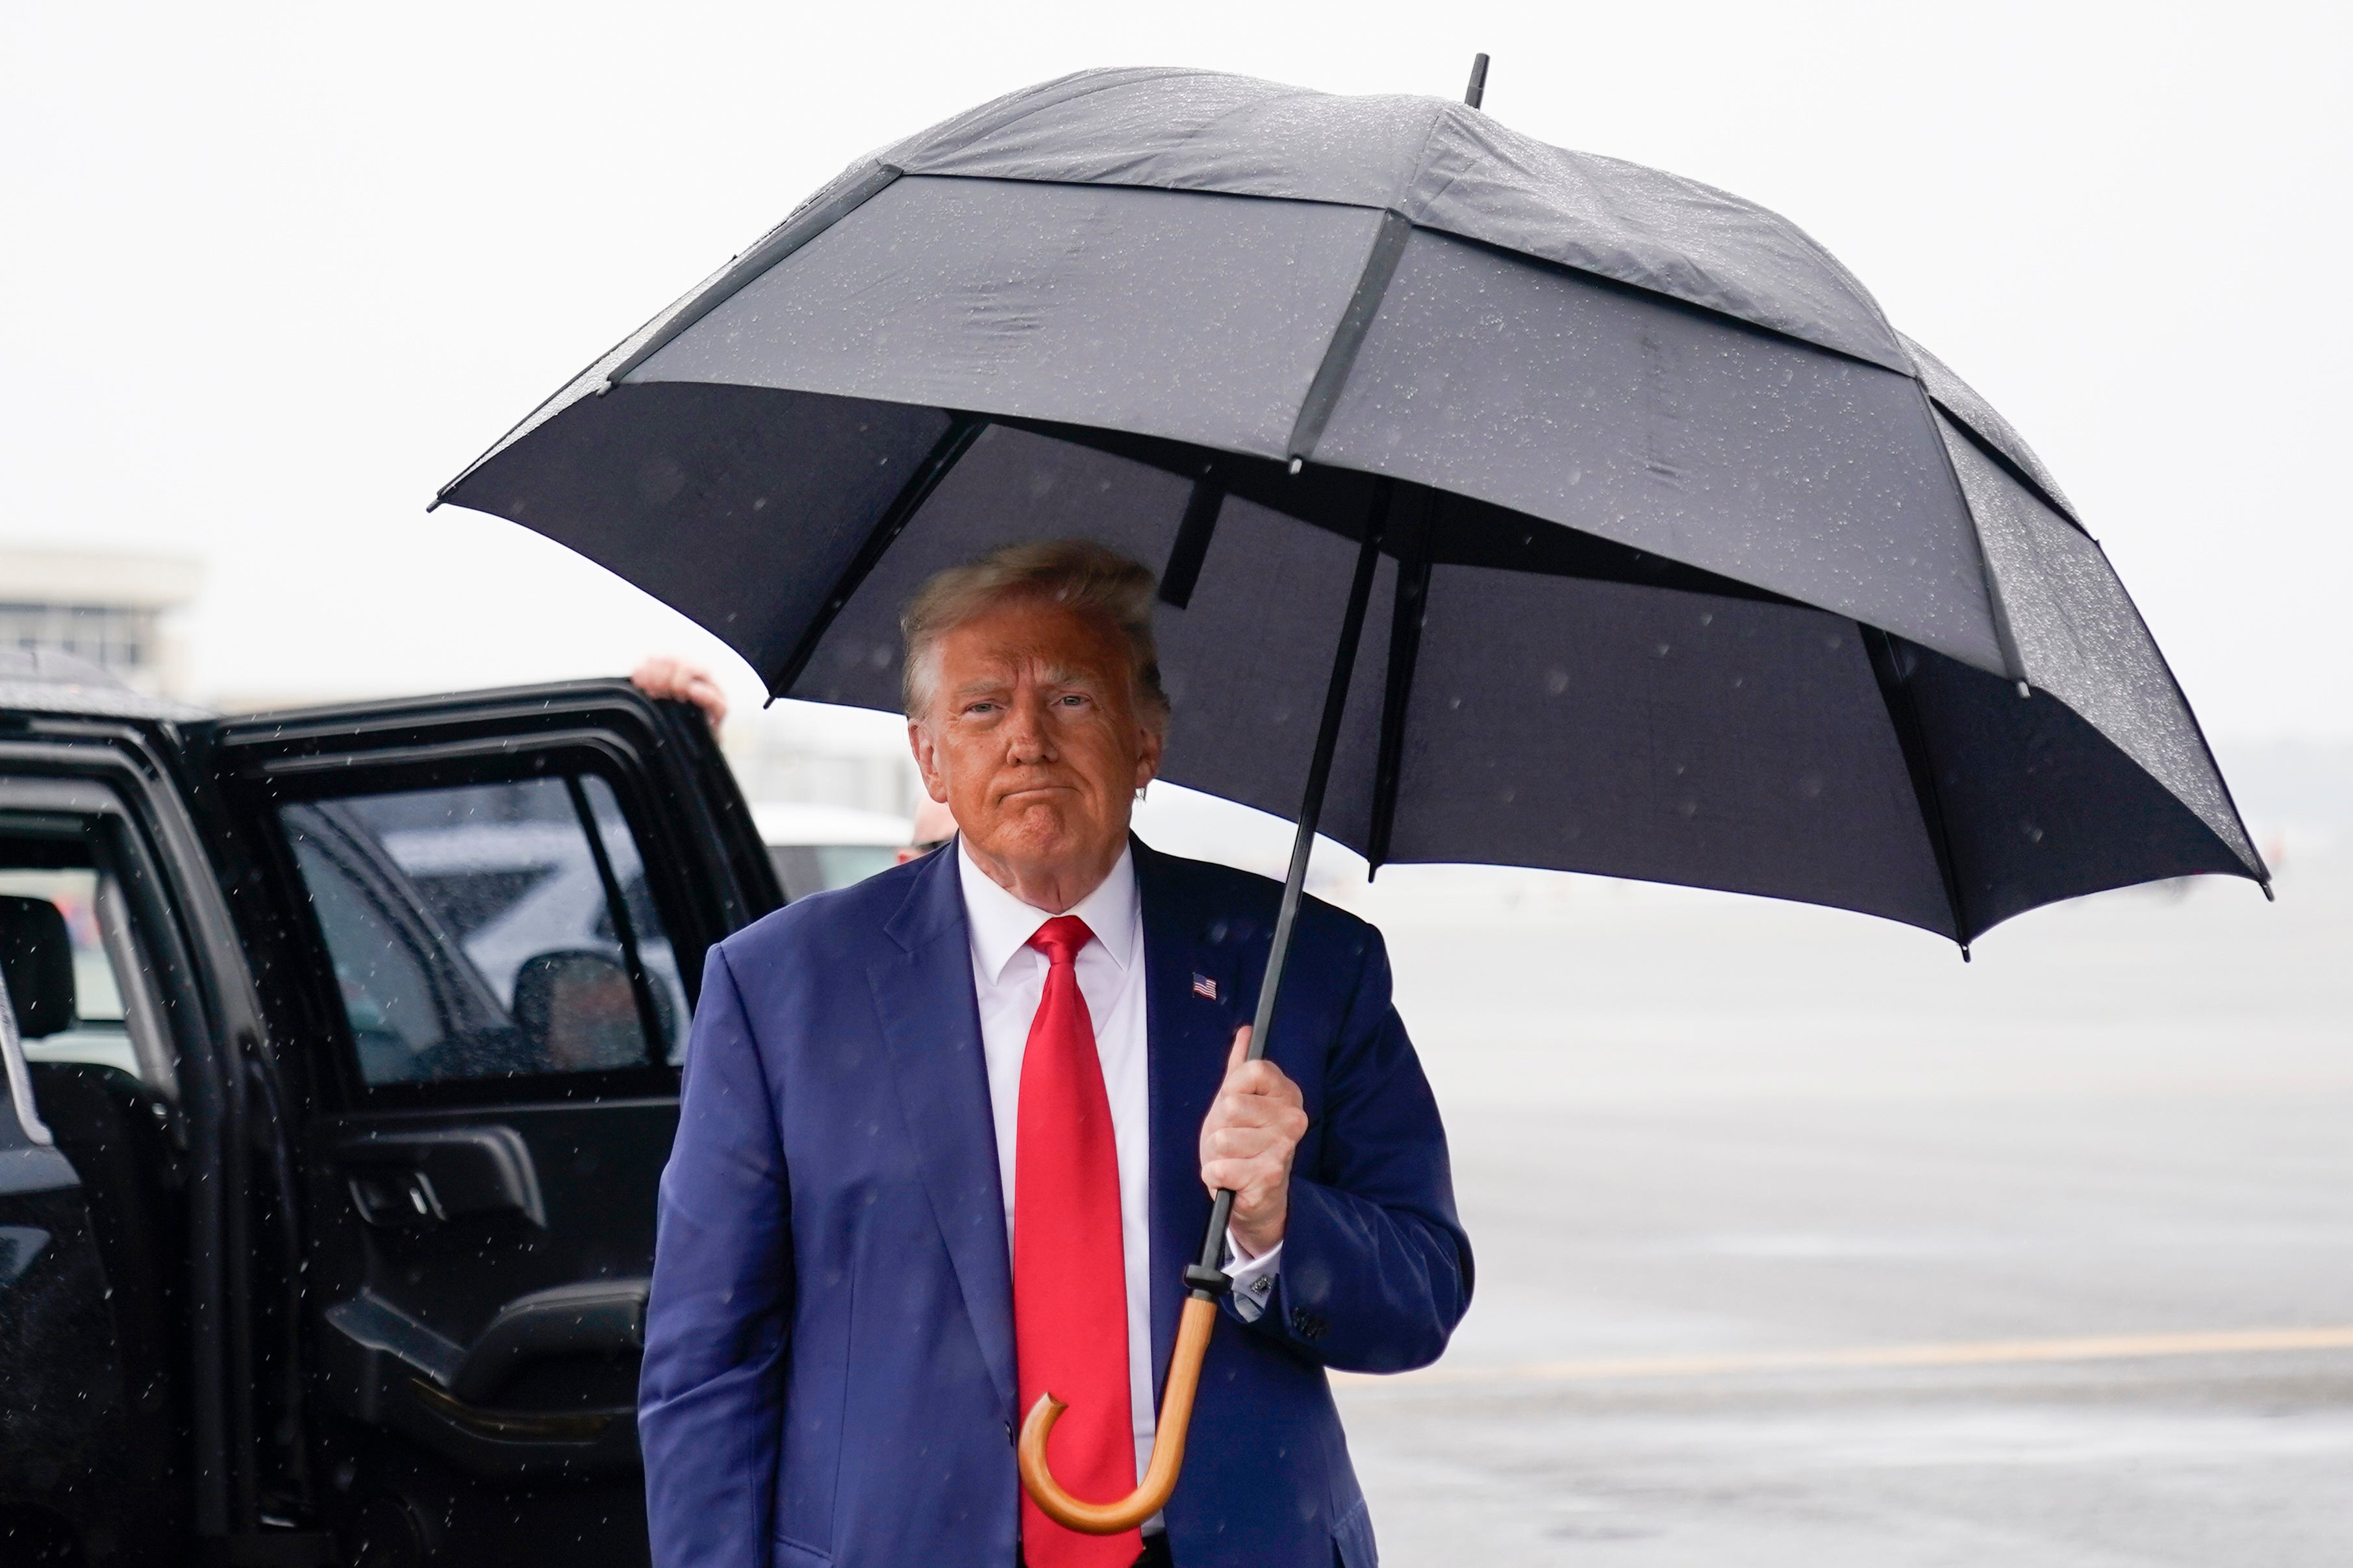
[0,654,781,1567]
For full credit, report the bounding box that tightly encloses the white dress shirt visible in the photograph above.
[957,840,1280,1497]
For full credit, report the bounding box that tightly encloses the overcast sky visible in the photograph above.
[5,1,2345,738]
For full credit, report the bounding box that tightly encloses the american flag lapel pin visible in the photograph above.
[1192,973,1218,1001]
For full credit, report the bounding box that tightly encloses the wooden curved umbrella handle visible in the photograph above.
[1018,1291,1218,1534]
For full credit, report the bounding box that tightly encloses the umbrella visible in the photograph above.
[436,64,2266,1530]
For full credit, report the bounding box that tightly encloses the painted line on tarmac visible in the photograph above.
[1331,1326,2353,1390]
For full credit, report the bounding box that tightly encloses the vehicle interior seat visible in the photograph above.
[2,894,184,1514]
[0,893,76,1039]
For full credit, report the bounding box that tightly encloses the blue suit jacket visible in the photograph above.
[639,838,1471,1568]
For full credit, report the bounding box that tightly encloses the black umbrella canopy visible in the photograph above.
[442,66,2264,947]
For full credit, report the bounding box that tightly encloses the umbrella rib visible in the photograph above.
[767,415,988,699]
[1913,390,2032,693]
[1287,210,1414,465]
[1862,626,1974,952]
[1157,471,1226,609]
[1368,490,1437,874]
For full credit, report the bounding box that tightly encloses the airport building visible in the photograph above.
[0,548,201,699]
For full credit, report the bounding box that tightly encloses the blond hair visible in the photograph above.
[900,539,1170,730]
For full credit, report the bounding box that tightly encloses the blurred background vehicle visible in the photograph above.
[752,800,915,899]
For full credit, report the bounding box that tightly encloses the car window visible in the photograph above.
[578,775,689,1065]
[278,774,687,1088]
[0,816,177,1095]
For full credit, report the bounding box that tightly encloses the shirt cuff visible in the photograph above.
[1223,1230,1282,1322]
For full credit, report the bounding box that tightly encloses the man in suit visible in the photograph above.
[640,540,1471,1568]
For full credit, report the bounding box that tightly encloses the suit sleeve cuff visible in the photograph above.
[1222,1230,1282,1322]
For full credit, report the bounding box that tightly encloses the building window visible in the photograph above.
[0,603,161,678]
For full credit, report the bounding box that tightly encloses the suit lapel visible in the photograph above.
[1137,840,1247,1399]
[869,847,1016,1412]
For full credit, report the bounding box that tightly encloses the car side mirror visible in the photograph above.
[510,950,648,1072]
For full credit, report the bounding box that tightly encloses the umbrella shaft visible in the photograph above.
[1195,482,1392,1278]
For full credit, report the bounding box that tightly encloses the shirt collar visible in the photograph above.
[956,836,1139,984]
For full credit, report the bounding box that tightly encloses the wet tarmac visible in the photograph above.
[1325,848,2352,1565]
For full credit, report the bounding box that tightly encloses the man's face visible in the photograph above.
[909,599,1162,885]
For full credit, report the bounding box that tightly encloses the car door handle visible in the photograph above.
[346,1166,445,1229]
[338,1125,546,1231]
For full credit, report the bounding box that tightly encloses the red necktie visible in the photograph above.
[1013,915,1140,1567]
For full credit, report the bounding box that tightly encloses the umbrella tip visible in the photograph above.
[2016,680,2032,699]
[2262,880,2276,902]
[1288,456,1303,475]
[1958,941,1972,964]
[1465,53,1490,110]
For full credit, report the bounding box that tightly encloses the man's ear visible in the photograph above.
[1132,716,1164,791]
[909,718,947,803]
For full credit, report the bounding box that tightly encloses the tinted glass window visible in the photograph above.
[279,775,686,1088]
[0,813,177,1093]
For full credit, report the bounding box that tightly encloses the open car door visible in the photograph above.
[194,680,777,1567]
